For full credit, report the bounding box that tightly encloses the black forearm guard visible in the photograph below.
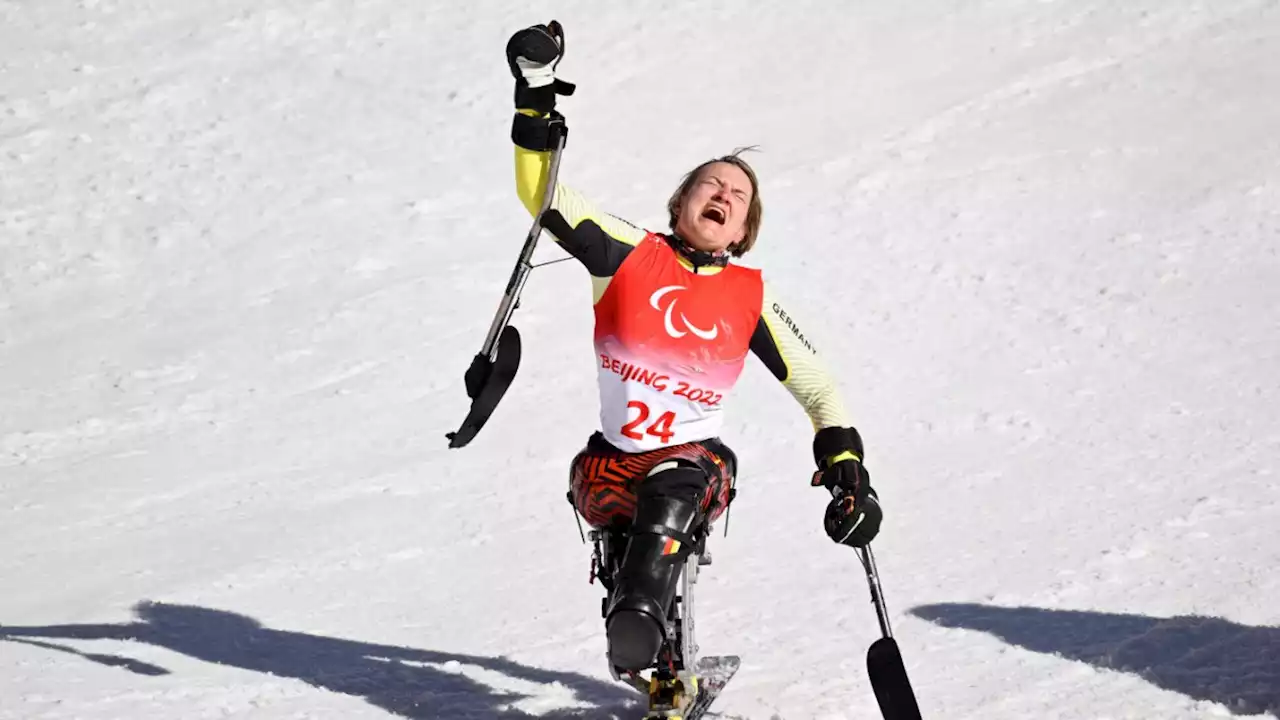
[812,426,864,468]
[511,111,569,151]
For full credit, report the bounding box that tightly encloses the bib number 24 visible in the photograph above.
[621,401,676,444]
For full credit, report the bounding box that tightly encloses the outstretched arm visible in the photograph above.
[750,280,883,548]
[749,280,853,432]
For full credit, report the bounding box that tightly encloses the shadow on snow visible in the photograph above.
[1,601,638,719]
[911,602,1280,717]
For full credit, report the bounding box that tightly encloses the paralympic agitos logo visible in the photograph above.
[649,285,718,340]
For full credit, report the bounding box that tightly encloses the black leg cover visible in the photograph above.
[605,465,706,672]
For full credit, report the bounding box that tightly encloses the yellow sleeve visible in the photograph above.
[751,280,853,431]
[513,130,646,302]
[514,144,645,246]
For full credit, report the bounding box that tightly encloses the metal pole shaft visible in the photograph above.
[858,545,894,640]
[479,131,567,359]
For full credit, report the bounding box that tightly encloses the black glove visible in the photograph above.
[462,352,489,400]
[505,21,575,114]
[810,426,882,548]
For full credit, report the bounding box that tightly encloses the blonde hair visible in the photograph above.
[666,148,762,257]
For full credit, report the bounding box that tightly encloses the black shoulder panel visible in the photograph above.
[542,210,636,277]
[750,316,788,382]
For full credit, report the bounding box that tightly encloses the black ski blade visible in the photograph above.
[867,637,922,720]
[446,325,521,449]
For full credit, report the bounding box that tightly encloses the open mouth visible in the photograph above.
[701,206,727,225]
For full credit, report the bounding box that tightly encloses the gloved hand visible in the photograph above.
[811,426,882,548]
[505,21,575,114]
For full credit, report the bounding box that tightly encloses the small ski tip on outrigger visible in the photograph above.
[445,324,523,449]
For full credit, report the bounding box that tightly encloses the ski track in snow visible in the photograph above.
[3,0,1280,718]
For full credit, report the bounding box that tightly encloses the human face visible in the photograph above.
[673,162,753,254]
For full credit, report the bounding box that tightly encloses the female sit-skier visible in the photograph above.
[505,23,884,680]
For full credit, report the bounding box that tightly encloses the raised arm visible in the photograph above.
[506,24,644,300]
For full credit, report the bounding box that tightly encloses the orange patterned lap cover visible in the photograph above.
[569,438,736,530]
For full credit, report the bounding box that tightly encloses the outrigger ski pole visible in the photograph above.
[446,20,574,450]
[857,543,924,720]
[447,20,573,449]
[445,127,566,449]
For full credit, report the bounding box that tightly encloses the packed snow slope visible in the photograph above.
[3,1,1279,718]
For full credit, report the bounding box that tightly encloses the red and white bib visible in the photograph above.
[594,234,763,452]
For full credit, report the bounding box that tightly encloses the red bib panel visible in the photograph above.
[593,234,763,451]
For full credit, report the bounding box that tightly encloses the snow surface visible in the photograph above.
[3,1,1280,718]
